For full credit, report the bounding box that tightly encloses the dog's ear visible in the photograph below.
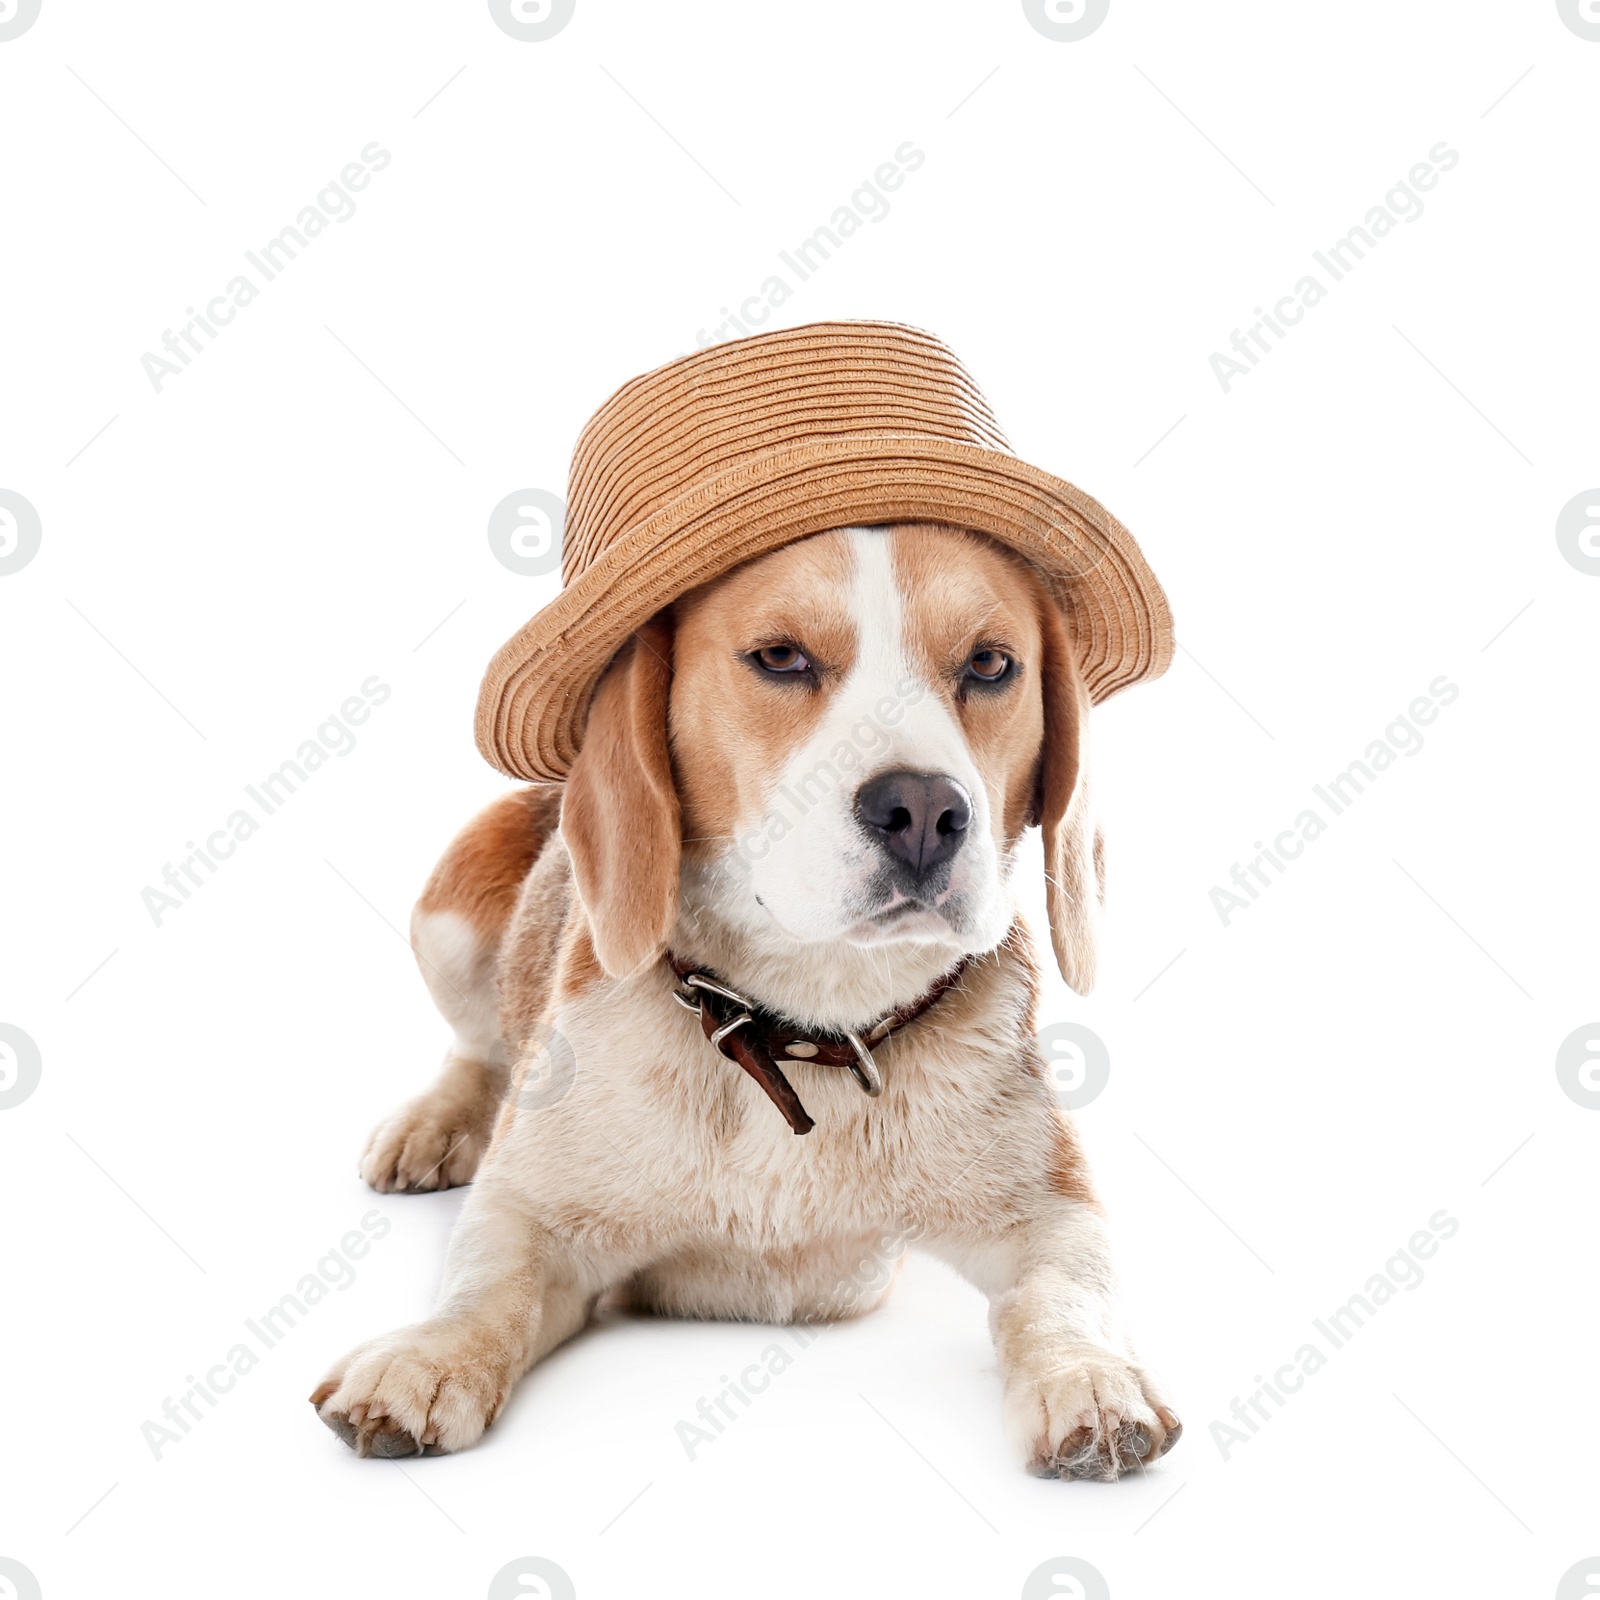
[562,617,680,980]
[1035,597,1103,996]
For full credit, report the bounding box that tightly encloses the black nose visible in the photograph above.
[854,770,972,879]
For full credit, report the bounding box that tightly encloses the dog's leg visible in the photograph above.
[360,787,560,1193]
[951,1199,1182,1481]
[359,907,508,1192]
[312,1181,596,1456]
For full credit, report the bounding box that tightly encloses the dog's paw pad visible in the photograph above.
[359,1103,486,1193]
[310,1328,505,1458]
[312,1398,440,1459]
[1010,1350,1180,1482]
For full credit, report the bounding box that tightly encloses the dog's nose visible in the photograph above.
[855,770,972,878]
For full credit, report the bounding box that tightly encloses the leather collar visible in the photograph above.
[668,952,971,1136]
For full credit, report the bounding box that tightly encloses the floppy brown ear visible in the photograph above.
[561,617,680,979]
[1036,597,1103,996]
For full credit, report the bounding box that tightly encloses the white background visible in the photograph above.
[2,2,1597,1597]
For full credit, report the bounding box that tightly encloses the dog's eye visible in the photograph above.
[751,644,810,675]
[965,648,1013,684]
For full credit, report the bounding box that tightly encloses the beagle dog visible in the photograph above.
[312,522,1182,1479]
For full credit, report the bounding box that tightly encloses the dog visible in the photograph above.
[311,521,1181,1480]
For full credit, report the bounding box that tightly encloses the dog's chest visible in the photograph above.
[653,1014,1043,1240]
[538,957,1049,1249]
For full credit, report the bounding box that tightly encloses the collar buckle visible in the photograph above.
[668,952,969,1131]
[841,1030,883,1097]
[675,972,758,1056]
[681,971,753,1009]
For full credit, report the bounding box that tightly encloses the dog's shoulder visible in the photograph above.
[496,821,582,1051]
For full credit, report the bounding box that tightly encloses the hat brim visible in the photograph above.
[476,434,1174,782]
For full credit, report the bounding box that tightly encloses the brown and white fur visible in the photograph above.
[314,524,1181,1479]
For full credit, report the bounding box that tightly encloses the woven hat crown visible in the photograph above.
[562,323,1014,585]
[477,319,1172,782]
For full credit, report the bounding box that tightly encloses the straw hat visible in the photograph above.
[476,320,1173,783]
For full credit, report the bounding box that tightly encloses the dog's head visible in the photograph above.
[561,524,1103,993]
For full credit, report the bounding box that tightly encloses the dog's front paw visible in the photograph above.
[359,1088,491,1193]
[310,1323,508,1457]
[1006,1347,1181,1481]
